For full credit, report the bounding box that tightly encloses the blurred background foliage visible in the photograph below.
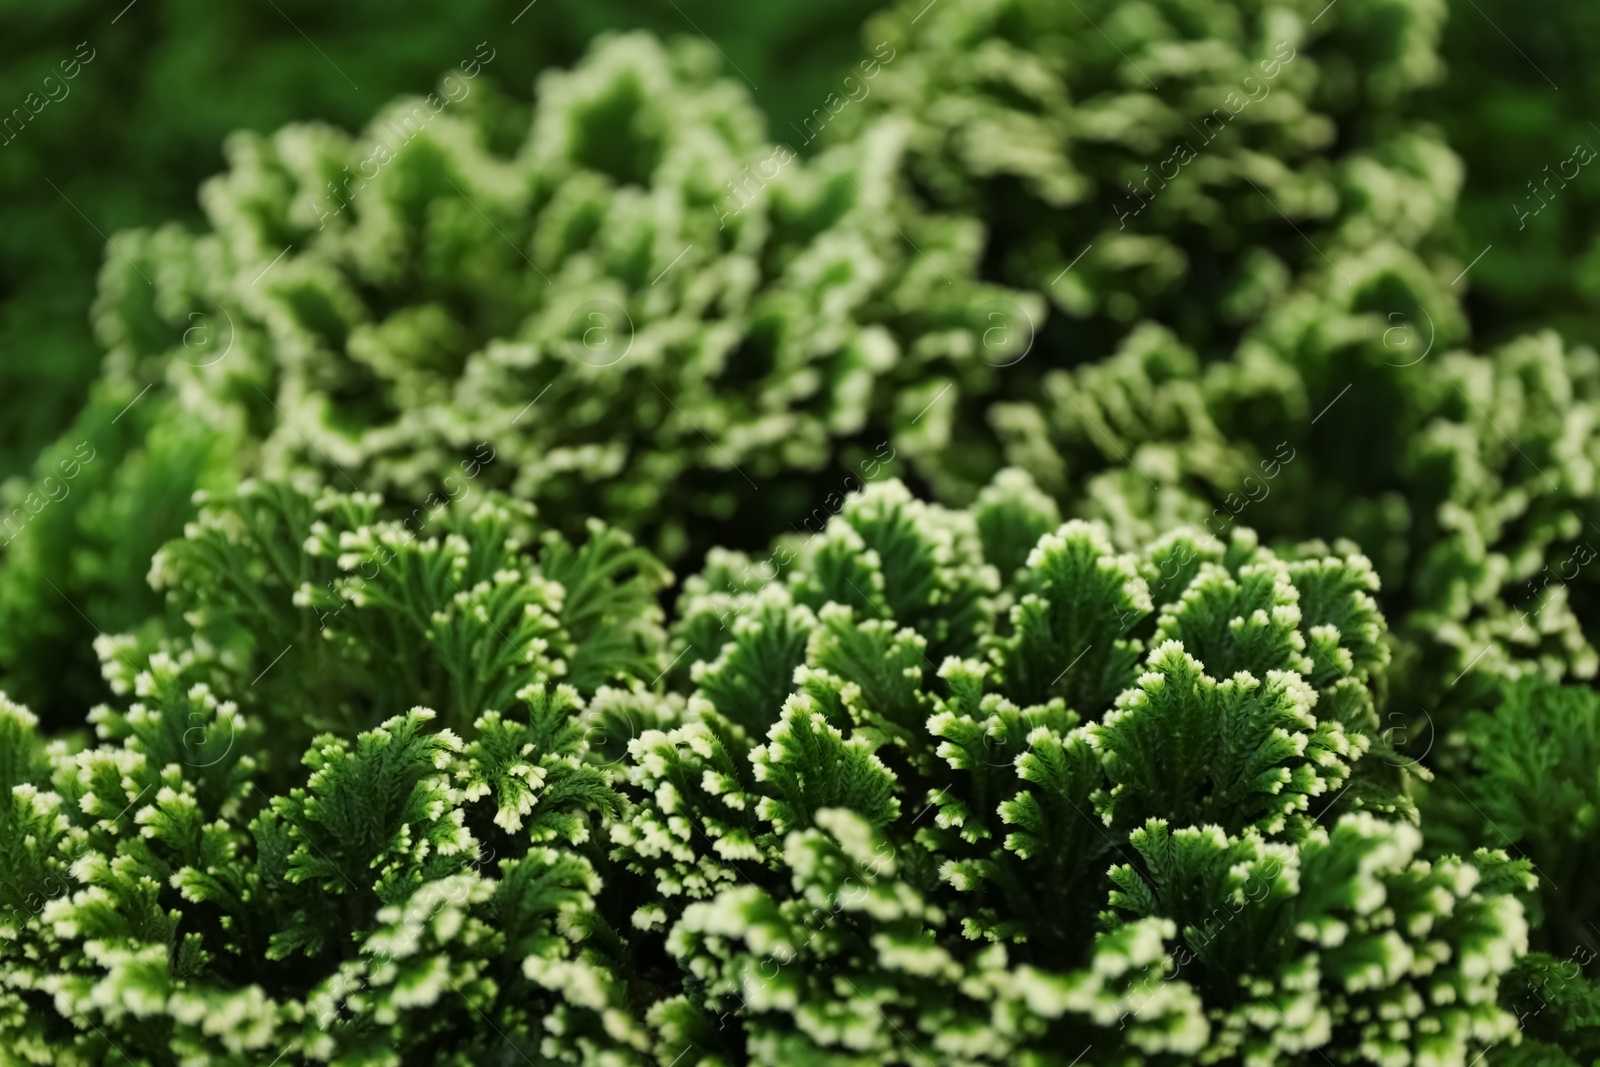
[1423,0,1600,350]
[0,0,871,481]
[7,0,1600,485]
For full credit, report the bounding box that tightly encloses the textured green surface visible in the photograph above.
[0,0,872,481]
[3,0,1600,1061]
[8,0,1599,753]
[0,476,1534,1064]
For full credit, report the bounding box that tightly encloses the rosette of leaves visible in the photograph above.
[0,476,684,1063]
[95,27,1014,551]
[0,472,1538,1064]
[15,0,1600,763]
[95,476,672,769]
[985,318,1600,712]
[0,669,653,1065]
[0,0,878,490]
[835,0,1462,490]
[614,474,1530,1065]
[834,0,1600,742]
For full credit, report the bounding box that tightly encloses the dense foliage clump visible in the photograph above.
[0,0,868,483]
[1,27,1020,720]
[0,476,1536,1064]
[4,0,1600,1062]
[14,0,1600,743]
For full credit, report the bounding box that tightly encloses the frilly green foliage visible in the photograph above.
[618,477,1528,1065]
[90,28,1009,543]
[0,474,1537,1064]
[1,0,1596,1060]
[0,0,870,484]
[0,479,670,1065]
[0,680,648,1065]
[114,477,670,765]
[15,0,1600,754]
[842,0,1600,727]
[0,27,1026,722]
[1433,679,1600,1065]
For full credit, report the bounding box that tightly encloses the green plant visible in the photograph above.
[0,479,673,1064]
[21,0,1600,747]
[4,0,1597,1062]
[0,28,1018,724]
[0,0,875,485]
[0,474,1537,1064]
[623,476,1529,1064]
[1428,679,1600,1065]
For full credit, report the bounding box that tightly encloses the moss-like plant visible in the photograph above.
[0,475,1537,1064]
